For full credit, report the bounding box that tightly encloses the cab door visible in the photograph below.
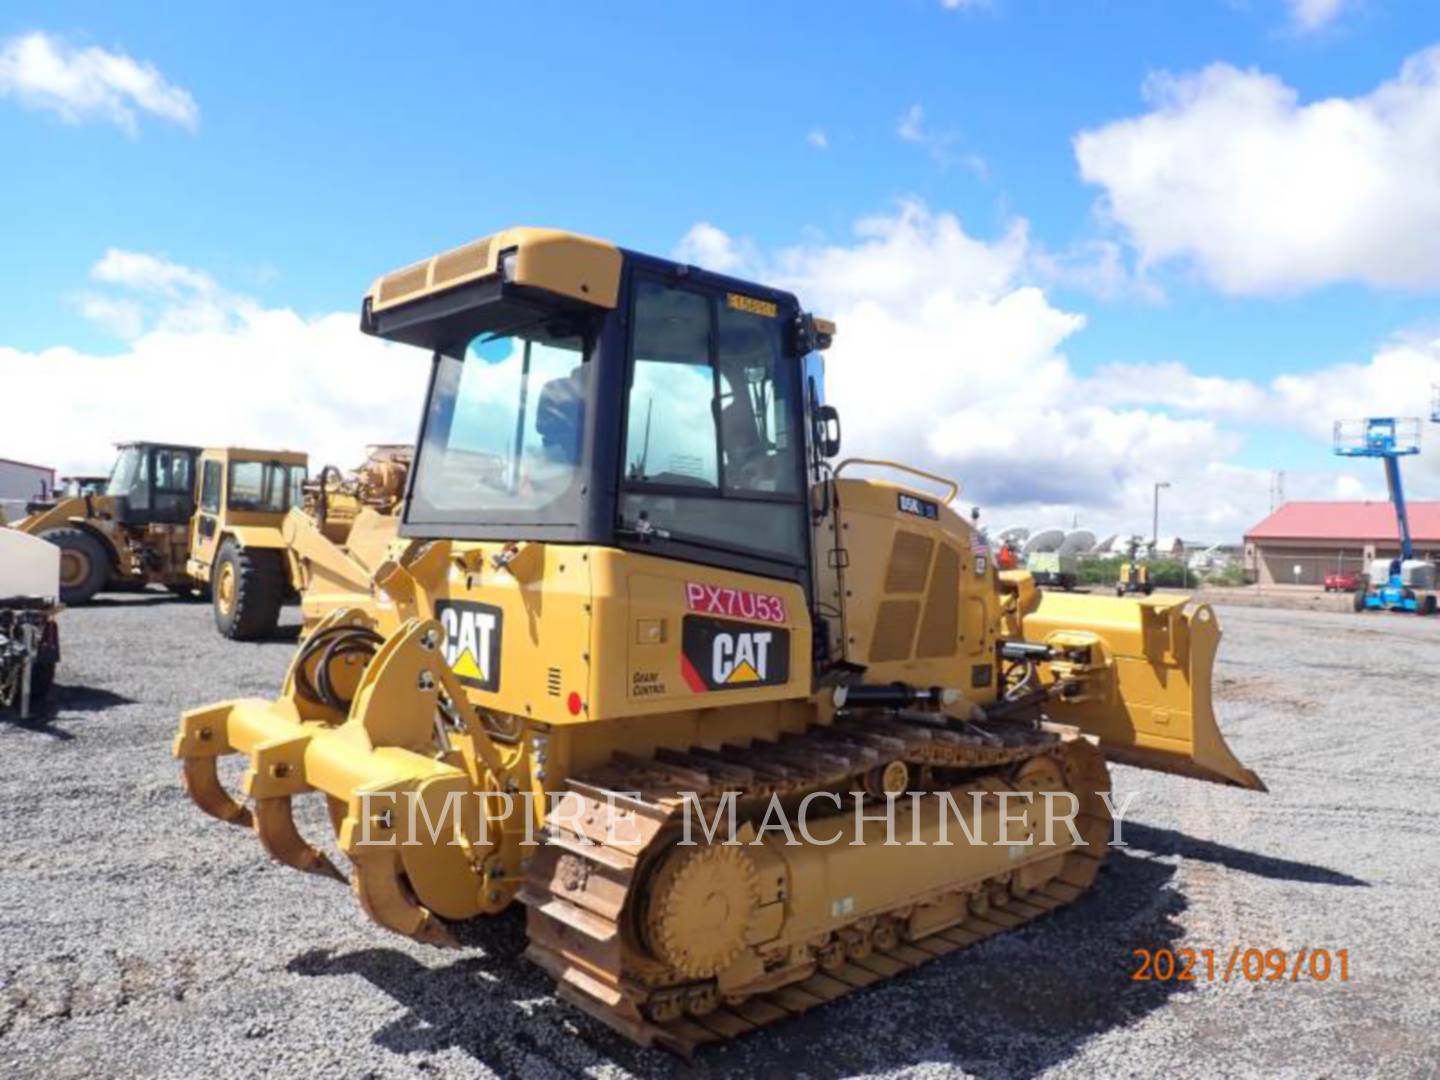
[190,457,225,575]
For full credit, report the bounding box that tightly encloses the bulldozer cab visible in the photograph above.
[188,448,308,575]
[368,229,833,596]
[104,442,202,526]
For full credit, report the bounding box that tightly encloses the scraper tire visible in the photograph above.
[212,540,284,641]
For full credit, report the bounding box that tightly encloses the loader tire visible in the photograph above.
[41,527,110,606]
[211,540,284,641]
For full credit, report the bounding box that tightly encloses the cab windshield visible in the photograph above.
[105,446,145,498]
[409,322,588,523]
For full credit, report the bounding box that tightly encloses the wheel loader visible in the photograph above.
[12,441,205,605]
[174,227,1264,1053]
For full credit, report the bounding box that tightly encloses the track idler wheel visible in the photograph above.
[641,845,759,980]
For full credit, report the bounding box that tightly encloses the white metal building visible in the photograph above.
[0,456,55,520]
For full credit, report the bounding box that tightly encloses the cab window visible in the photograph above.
[289,466,307,510]
[717,301,800,497]
[228,461,292,512]
[411,324,588,521]
[153,448,193,493]
[625,285,717,488]
[620,279,805,564]
[200,460,223,513]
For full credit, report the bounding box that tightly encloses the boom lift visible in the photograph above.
[174,226,1263,1052]
[1333,418,1436,614]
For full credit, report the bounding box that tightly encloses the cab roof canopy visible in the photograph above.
[362,225,833,351]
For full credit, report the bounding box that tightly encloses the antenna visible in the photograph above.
[637,397,654,479]
[1269,470,1286,512]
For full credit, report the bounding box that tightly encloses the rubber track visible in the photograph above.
[520,713,1113,1055]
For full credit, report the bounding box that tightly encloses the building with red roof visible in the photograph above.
[1243,501,1440,585]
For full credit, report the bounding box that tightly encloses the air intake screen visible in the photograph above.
[915,543,960,658]
[870,599,921,662]
[884,531,934,593]
[433,239,492,287]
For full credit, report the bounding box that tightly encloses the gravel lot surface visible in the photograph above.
[2,595,1437,1079]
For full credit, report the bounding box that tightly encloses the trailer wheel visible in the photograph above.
[40,527,110,605]
[211,540,284,640]
[1420,596,1437,616]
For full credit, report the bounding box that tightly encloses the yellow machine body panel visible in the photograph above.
[368,226,623,314]
[824,476,1000,699]
[11,495,104,536]
[360,540,812,742]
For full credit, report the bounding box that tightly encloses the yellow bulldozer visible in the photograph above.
[175,227,1263,1053]
[12,444,404,640]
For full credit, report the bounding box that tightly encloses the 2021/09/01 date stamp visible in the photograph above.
[1132,947,1351,983]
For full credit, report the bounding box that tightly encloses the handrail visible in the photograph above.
[833,458,960,504]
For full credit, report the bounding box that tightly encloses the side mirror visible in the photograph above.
[817,404,842,458]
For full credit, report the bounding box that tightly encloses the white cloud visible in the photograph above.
[897,104,927,144]
[895,103,987,176]
[940,0,990,9]
[1286,0,1348,33]
[674,222,755,275]
[76,295,145,340]
[1029,238,1161,301]
[0,31,197,134]
[1087,362,1270,420]
[2,253,423,476]
[805,129,829,151]
[1075,47,1440,293]
[91,249,216,295]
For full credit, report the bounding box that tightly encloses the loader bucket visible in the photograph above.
[1021,592,1264,791]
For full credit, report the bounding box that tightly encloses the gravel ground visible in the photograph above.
[2,595,1437,1079]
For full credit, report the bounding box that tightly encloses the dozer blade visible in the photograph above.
[1022,592,1264,791]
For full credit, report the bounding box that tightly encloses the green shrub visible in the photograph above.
[1203,563,1247,587]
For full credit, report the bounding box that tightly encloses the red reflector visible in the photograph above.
[566,691,583,716]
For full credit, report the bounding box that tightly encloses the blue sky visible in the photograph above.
[4,1,1440,538]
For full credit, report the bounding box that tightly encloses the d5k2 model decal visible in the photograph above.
[436,599,504,692]
[680,615,790,692]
